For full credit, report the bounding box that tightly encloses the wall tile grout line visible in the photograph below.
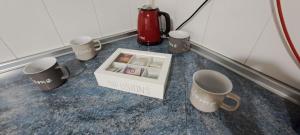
[0,37,17,58]
[244,17,272,64]
[40,0,65,44]
[201,0,216,43]
[90,0,103,37]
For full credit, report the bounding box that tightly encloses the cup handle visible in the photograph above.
[55,65,70,80]
[93,40,102,51]
[220,92,240,111]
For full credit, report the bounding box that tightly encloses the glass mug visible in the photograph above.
[190,70,240,112]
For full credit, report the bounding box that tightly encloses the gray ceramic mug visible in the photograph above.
[190,70,240,112]
[70,36,102,61]
[23,57,70,91]
[168,30,191,53]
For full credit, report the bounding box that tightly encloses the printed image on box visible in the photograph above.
[124,66,142,76]
[115,53,133,63]
[105,53,165,79]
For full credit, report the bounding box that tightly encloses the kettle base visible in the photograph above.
[137,38,162,46]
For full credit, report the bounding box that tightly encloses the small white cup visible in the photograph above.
[70,36,102,61]
[190,70,240,112]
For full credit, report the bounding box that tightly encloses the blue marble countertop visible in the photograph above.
[0,37,299,135]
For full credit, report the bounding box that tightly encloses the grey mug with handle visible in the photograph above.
[168,30,191,53]
[23,57,70,91]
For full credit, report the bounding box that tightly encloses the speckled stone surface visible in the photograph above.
[0,37,299,135]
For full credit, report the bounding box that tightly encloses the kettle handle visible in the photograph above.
[159,11,171,37]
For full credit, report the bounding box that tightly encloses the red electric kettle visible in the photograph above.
[137,6,171,46]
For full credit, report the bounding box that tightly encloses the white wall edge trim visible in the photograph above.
[0,30,137,74]
[191,41,300,105]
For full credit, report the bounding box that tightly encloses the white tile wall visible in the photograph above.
[43,0,101,44]
[173,0,300,88]
[0,39,16,63]
[0,0,63,58]
[92,0,134,37]
[175,0,214,44]
[246,19,300,88]
[203,0,271,63]
[0,0,138,63]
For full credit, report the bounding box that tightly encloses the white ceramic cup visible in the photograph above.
[70,36,102,61]
[190,70,240,112]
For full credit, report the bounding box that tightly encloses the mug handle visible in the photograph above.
[159,11,171,37]
[220,92,240,111]
[93,40,102,51]
[55,65,70,80]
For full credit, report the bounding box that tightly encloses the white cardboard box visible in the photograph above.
[94,48,172,99]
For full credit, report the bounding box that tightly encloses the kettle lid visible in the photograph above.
[140,5,158,10]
